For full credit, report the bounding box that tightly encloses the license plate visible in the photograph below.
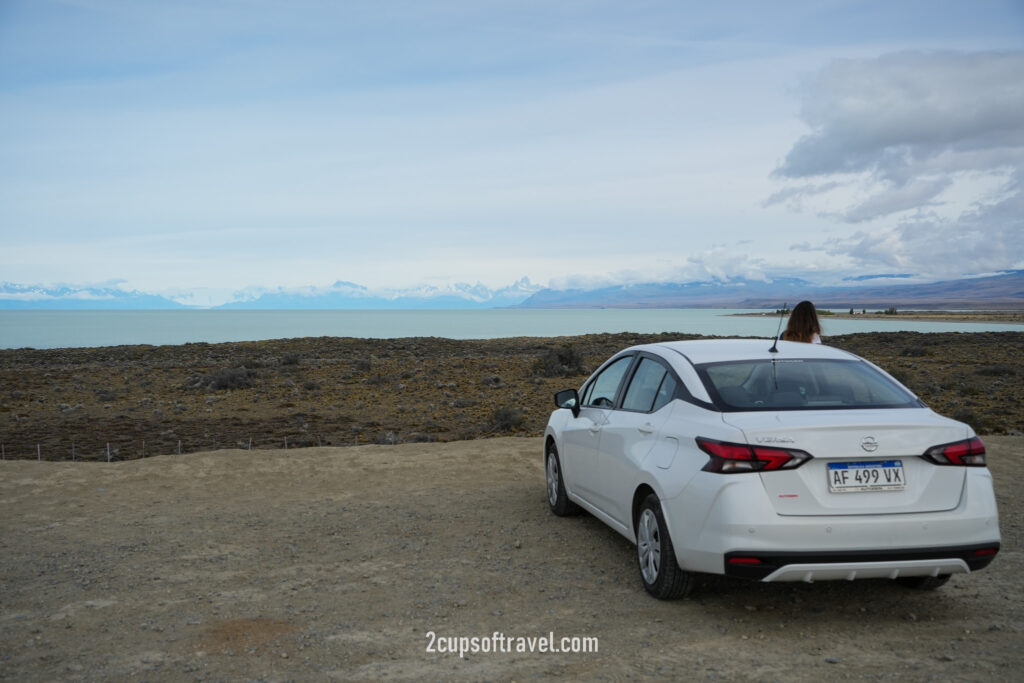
[828,460,905,493]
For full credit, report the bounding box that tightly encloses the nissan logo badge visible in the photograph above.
[861,436,879,453]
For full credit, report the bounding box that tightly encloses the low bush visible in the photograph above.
[184,368,255,392]
[490,405,525,432]
[975,364,1016,377]
[532,344,586,377]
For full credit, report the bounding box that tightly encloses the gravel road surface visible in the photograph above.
[2,436,1021,681]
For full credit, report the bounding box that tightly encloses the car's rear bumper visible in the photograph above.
[723,543,999,581]
[663,470,1001,579]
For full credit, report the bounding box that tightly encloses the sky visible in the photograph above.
[1,0,1023,305]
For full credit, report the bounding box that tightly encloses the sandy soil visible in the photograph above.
[1,435,1021,681]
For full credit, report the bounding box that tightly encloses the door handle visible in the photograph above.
[638,423,655,434]
[588,425,601,434]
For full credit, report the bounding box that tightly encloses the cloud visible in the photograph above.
[776,50,1024,181]
[838,176,952,223]
[772,50,1024,276]
[806,170,1023,273]
[547,247,775,291]
[761,181,841,210]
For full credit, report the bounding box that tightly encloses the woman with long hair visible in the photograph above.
[782,300,822,343]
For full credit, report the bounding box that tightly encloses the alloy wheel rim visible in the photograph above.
[637,509,661,584]
[546,454,559,506]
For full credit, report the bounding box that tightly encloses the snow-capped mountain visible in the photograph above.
[214,277,542,309]
[0,282,186,309]
[3,272,1021,310]
[516,271,1024,309]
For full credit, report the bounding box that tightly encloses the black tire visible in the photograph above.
[545,443,581,516]
[896,574,951,590]
[636,494,694,599]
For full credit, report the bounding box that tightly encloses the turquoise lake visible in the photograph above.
[1,309,1021,350]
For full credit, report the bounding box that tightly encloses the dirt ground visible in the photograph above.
[1,435,1021,681]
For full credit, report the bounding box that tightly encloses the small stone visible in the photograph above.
[826,657,840,664]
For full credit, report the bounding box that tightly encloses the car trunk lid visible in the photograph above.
[721,408,968,516]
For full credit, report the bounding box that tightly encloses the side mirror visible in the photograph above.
[554,389,580,418]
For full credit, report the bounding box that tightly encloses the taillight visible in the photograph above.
[696,437,812,474]
[922,437,987,466]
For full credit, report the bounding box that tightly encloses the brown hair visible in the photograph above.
[782,300,822,343]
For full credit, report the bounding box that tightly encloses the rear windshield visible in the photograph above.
[696,359,922,411]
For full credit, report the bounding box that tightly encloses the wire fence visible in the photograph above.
[0,433,343,462]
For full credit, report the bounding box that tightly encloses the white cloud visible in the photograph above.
[777,51,1024,180]
[772,50,1024,276]
[837,176,951,223]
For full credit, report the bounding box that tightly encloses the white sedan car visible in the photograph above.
[544,339,1000,599]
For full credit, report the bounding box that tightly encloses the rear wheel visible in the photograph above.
[636,494,694,599]
[545,443,581,516]
[896,574,951,590]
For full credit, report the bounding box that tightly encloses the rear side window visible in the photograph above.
[582,355,633,408]
[622,357,677,413]
[652,373,678,412]
[697,359,921,411]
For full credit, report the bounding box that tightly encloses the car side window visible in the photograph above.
[622,357,677,413]
[583,355,633,408]
[652,372,678,412]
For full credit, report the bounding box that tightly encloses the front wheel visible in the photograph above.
[545,443,581,516]
[636,494,694,599]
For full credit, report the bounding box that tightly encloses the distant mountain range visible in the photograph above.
[215,278,541,310]
[0,282,184,309]
[2,271,1022,310]
[516,271,1024,310]
[0,278,543,310]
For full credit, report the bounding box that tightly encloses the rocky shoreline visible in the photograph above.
[734,310,1024,323]
[2,331,1021,461]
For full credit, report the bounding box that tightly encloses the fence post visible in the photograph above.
[284,436,288,449]
[37,444,41,461]
[177,440,181,455]
[248,436,252,450]
[72,441,75,461]
[142,440,145,458]
[107,443,111,462]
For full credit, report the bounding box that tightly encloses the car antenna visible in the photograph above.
[769,303,786,353]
